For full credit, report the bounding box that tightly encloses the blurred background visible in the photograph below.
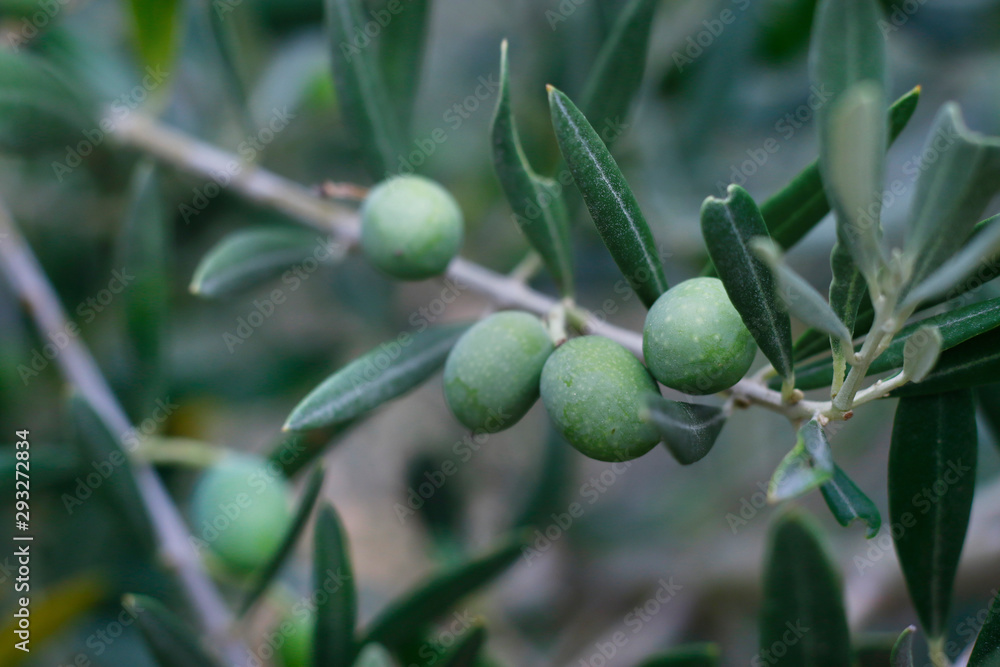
[2,0,1000,665]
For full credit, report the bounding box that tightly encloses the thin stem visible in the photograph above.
[0,202,246,664]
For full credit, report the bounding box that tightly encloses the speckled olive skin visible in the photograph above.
[540,336,661,461]
[360,176,464,280]
[190,454,293,573]
[444,311,553,431]
[643,277,756,395]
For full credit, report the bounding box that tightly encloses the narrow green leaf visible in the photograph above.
[820,465,881,538]
[70,395,155,553]
[891,327,1000,397]
[810,0,886,105]
[269,421,360,478]
[548,85,667,307]
[904,104,1000,288]
[438,624,486,667]
[853,632,898,667]
[904,214,1000,308]
[579,0,658,147]
[701,185,794,378]
[976,383,1000,449]
[970,592,1000,666]
[126,0,181,72]
[902,325,943,383]
[889,390,978,638]
[491,41,574,296]
[890,626,917,667]
[375,0,430,132]
[326,0,405,178]
[124,595,220,667]
[362,536,523,651]
[768,419,834,502]
[635,643,721,667]
[642,395,726,466]
[241,465,326,615]
[760,510,851,666]
[190,227,334,298]
[314,503,358,666]
[284,323,470,431]
[753,238,853,346]
[762,87,920,252]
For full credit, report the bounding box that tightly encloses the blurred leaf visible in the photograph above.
[891,327,1000,397]
[889,390,977,638]
[701,185,794,379]
[890,626,916,667]
[70,394,155,553]
[768,419,834,502]
[353,644,399,667]
[761,87,920,252]
[314,502,358,666]
[902,325,943,383]
[976,382,1000,448]
[126,0,180,72]
[190,227,331,298]
[753,238,853,346]
[820,465,881,538]
[643,395,726,466]
[285,323,470,431]
[636,643,721,667]
[970,592,1000,666]
[853,632,898,667]
[362,535,524,652]
[119,160,170,418]
[903,214,1000,308]
[125,594,220,667]
[491,41,574,296]
[0,575,105,667]
[548,85,667,308]
[810,0,886,110]
[760,510,851,666]
[903,104,1000,288]
[326,0,405,178]
[828,239,867,394]
[406,451,463,556]
[513,429,573,531]
[270,421,361,478]
[439,624,486,667]
[241,465,326,615]
[376,0,430,132]
[579,0,658,147]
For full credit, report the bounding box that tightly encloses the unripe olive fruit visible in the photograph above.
[540,336,661,461]
[190,454,293,573]
[643,277,756,395]
[277,610,314,667]
[444,311,554,431]
[360,175,464,280]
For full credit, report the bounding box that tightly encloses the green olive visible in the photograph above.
[444,311,553,431]
[277,610,314,667]
[360,175,464,280]
[190,454,292,573]
[642,277,756,395]
[540,336,661,461]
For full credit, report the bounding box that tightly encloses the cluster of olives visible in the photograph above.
[358,176,758,461]
[440,278,756,462]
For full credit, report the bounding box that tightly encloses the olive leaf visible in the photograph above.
[768,419,834,502]
[643,395,727,466]
[125,0,181,74]
[891,327,1000,397]
[760,510,851,666]
[701,185,794,380]
[903,104,1000,289]
[902,325,943,383]
[548,85,668,308]
[438,624,487,667]
[361,535,524,652]
[889,390,978,639]
[579,0,659,147]
[376,0,430,133]
[752,238,854,349]
[314,502,358,666]
[828,240,868,394]
[491,41,574,296]
[820,465,881,538]
[635,644,721,667]
[269,420,360,478]
[854,633,899,667]
[903,214,1000,308]
[125,594,221,667]
[970,591,1000,666]
[191,227,332,298]
[325,0,406,178]
[890,626,917,667]
[240,465,326,615]
[284,323,471,431]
